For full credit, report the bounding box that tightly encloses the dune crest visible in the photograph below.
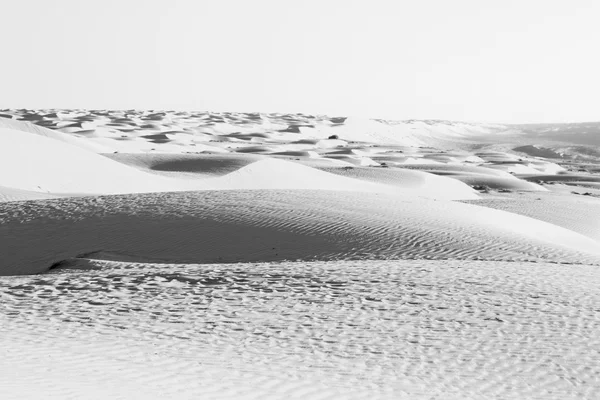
[1,190,599,276]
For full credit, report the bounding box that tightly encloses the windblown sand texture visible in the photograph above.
[1,109,600,399]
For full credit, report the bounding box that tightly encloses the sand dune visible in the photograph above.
[0,116,115,153]
[463,190,600,242]
[2,190,599,276]
[0,120,485,201]
[1,124,445,199]
[1,112,598,274]
[316,166,483,199]
[2,110,585,194]
[520,173,600,184]
[206,159,406,193]
[108,150,485,200]
[0,110,521,155]
[0,127,191,195]
[390,164,546,191]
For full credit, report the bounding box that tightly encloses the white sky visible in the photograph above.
[1,0,598,123]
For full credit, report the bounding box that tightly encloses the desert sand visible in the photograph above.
[1,109,600,399]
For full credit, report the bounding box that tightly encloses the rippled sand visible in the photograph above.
[1,110,599,399]
[1,259,600,399]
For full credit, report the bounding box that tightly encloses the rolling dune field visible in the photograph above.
[1,109,600,399]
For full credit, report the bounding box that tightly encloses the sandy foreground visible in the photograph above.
[1,110,600,399]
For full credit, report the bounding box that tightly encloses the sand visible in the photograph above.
[3,189,600,276]
[1,109,600,399]
[3,260,600,399]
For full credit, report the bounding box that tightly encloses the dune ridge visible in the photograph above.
[2,190,599,276]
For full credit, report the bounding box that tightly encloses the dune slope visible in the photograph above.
[0,127,192,195]
[464,191,600,242]
[1,190,599,275]
[0,117,114,152]
[0,127,420,199]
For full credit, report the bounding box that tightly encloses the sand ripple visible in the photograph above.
[2,190,600,275]
[1,260,599,399]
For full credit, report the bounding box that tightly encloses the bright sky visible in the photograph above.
[1,0,599,123]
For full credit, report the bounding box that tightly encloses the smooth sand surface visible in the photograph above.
[1,109,600,399]
[463,188,600,242]
[0,185,60,202]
